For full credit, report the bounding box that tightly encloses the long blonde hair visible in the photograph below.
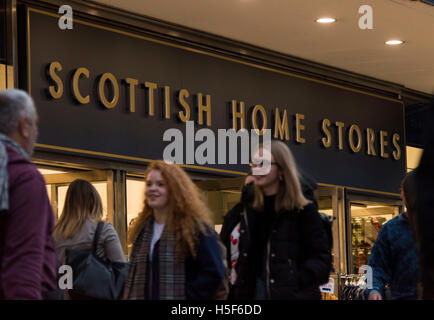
[53,179,103,240]
[253,140,309,212]
[128,161,213,259]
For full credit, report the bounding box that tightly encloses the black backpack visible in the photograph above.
[318,212,335,273]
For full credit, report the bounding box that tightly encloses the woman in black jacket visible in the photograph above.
[233,140,331,300]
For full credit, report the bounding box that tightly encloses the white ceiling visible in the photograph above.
[93,0,434,94]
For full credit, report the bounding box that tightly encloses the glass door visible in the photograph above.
[315,185,345,299]
[195,177,245,233]
[346,193,402,274]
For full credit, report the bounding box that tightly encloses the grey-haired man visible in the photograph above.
[0,89,57,299]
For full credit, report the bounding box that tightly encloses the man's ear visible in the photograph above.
[17,117,31,139]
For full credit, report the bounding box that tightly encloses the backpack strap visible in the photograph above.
[92,221,105,254]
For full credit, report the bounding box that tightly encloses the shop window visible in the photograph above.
[126,177,145,225]
[204,190,242,234]
[55,183,107,220]
[406,146,423,172]
[37,167,108,221]
[350,202,399,274]
[126,177,145,254]
[38,168,67,204]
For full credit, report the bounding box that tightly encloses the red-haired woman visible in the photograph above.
[124,161,225,300]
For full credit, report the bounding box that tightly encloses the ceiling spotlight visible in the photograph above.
[316,18,336,24]
[385,40,404,45]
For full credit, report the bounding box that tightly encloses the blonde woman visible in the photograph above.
[54,179,126,275]
[235,140,331,300]
[124,161,225,300]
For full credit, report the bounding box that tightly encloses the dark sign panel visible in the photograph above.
[406,102,434,148]
[27,8,405,194]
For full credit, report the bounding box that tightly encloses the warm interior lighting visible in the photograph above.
[316,18,336,24]
[385,40,404,45]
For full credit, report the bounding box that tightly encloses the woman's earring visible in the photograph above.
[279,175,283,181]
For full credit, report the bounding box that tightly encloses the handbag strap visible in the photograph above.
[92,221,105,254]
[242,209,250,239]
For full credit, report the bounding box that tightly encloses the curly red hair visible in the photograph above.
[128,161,213,258]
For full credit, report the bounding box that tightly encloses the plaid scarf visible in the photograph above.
[123,216,186,300]
[0,133,29,214]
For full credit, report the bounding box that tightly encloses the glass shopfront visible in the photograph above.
[36,163,405,300]
[36,157,404,299]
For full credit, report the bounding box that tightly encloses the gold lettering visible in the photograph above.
[48,61,63,99]
[392,133,401,160]
[366,128,376,156]
[144,82,157,116]
[178,89,190,122]
[124,78,138,112]
[321,119,332,148]
[232,100,246,131]
[197,93,212,126]
[335,122,345,150]
[380,130,389,158]
[72,67,90,104]
[252,105,267,136]
[274,108,289,141]
[296,114,306,143]
[98,73,119,109]
[164,86,171,119]
[349,124,362,153]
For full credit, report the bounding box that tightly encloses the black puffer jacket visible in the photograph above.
[226,184,331,300]
[262,202,331,299]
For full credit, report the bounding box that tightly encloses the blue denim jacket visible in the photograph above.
[367,213,419,300]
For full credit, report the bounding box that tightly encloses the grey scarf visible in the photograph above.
[0,133,29,214]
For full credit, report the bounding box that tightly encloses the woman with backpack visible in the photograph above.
[123,160,225,300]
[233,140,331,300]
[53,179,126,299]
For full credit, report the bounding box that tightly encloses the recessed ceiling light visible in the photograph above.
[316,18,336,24]
[385,40,404,45]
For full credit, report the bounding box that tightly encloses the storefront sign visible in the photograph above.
[25,8,405,193]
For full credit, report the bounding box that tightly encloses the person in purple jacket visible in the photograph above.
[0,89,58,300]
